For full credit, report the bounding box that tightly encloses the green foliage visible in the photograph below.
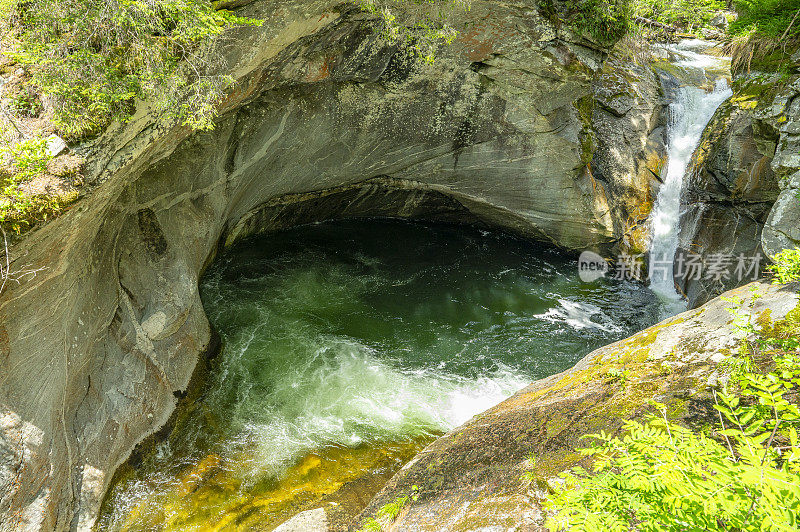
[604,367,631,386]
[357,0,467,64]
[566,0,632,46]
[357,488,418,531]
[9,88,42,117]
[1,137,50,182]
[768,248,800,285]
[730,0,800,39]
[0,136,76,232]
[633,0,725,31]
[545,301,800,531]
[0,0,260,139]
[377,495,409,520]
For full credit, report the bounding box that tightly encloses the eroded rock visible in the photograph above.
[676,98,780,307]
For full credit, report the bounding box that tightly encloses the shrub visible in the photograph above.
[358,0,468,63]
[566,0,632,46]
[0,0,260,139]
[0,137,53,229]
[725,0,800,75]
[1,137,50,181]
[9,89,43,117]
[634,0,726,31]
[0,1,471,139]
[768,248,800,285]
[730,0,800,39]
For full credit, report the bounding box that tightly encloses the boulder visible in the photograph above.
[676,98,780,307]
[709,11,733,31]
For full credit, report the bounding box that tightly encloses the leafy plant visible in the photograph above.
[604,367,631,386]
[1,137,51,181]
[633,0,725,32]
[358,0,468,63]
[566,0,632,46]
[9,89,43,117]
[358,488,418,531]
[545,301,800,531]
[730,0,800,39]
[768,248,800,285]
[0,135,77,232]
[0,0,261,138]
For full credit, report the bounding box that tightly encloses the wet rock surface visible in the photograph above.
[677,72,800,307]
[677,98,780,306]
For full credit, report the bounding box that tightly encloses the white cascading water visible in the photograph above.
[648,40,732,315]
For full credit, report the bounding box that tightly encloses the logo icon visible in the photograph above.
[578,250,608,283]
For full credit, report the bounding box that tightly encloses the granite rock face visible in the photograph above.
[591,56,667,255]
[762,76,800,257]
[677,73,800,307]
[763,170,800,256]
[353,281,799,531]
[676,98,780,307]
[0,1,667,530]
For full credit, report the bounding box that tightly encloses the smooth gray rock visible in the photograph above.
[44,135,67,158]
[709,12,732,31]
[274,508,328,532]
[763,170,800,257]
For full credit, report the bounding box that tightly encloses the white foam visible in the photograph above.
[223,338,530,483]
[535,299,622,333]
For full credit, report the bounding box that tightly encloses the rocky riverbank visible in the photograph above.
[349,281,799,531]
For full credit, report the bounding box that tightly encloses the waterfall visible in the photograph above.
[648,40,732,314]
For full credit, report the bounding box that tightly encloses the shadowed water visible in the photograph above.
[101,220,663,530]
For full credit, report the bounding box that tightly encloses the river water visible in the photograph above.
[100,220,662,530]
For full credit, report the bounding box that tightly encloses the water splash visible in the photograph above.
[535,299,623,333]
[649,41,732,315]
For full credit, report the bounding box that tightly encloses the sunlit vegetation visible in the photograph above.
[546,297,800,531]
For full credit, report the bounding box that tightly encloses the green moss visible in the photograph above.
[574,96,597,166]
[755,300,800,343]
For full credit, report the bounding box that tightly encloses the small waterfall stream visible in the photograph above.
[648,40,732,313]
